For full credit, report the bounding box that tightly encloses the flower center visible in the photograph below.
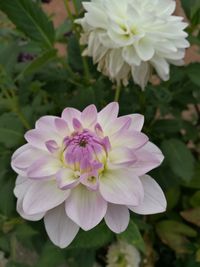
[62,121,111,175]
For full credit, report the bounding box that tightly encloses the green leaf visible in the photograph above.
[67,35,83,71]
[0,179,15,217]
[69,223,114,249]
[182,164,200,189]
[190,191,200,207]
[118,219,146,253]
[156,220,197,254]
[161,139,195,181]
[0,113,23,148]
[16,49,57,80]
[181,207,200,227]
[186,63,200,87]
[35,242,65,267]
[0,0,55,49]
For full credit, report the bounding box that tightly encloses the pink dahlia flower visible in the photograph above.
[11,103,166,248]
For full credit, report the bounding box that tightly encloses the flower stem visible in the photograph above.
[114,85,121,102]
[64,0,91,83]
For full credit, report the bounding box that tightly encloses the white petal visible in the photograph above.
[17,198,45,221]
[99,168,144,206]
[131,62,151,89]
[65,185,107,231]
[44,204,79,248]
[98,102,119,130]
[23,180,70,215]
[128,175,166,215]
[27,155,62,179]
[81,104,97,128]
[134,38,155,61]
[128,114,144,131]
[105,204,130,233]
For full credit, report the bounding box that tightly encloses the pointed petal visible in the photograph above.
[23,180,70,215]
[129,114,144,132]
[98,102,119,130]
[61,108,81,130]
[65,185,107,230]
[44,204,79,248]
[99,168,144,206]
[105,204,130,233]
[81,104,97,128]
[128,175,167,215]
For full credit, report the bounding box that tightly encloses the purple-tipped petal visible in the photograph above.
[128,175,167,215]
[25,129,62,151]
[17,198,45,221]
[81,104,97,128]
[105,204,130,233]
[141,141,164,164]
[65,185,107,230]
[99,168,144,206]
[44,204,79,248]
[61,107,81,129]
[54,118,70,137]
[98,102,119,129]
[23,180,70,215]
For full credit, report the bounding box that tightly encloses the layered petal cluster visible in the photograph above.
[76,0,189,89]
[107,241,141,267]
[11,103,166,248]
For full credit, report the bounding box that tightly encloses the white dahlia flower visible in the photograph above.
[11,103,166,248]
[76,0,189,89]
[107,241,141,267]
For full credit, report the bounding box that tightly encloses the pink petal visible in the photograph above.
[104,204,130,233]
[65,185,107,231]
[108,147,137,167]
[105,116,132,136]
[35,116,58,131]
[54,118,70,137]
[81,104,97,128]
[27,155,62,179]
[44,204,79,248]
[99,168,144,206]
[25,129,62,151]
[129,114,144,132]
[141,141,164,164]
[98,102,119,130]
[56,168,80,190]
[61,107,81,130]
[111,130,148,149]
[128,175,167,215]
[11,144,43,176]
[23,180,70,215]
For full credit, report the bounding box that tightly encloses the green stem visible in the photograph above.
[114,85,121,102]
[72,0,79,16]
[64,0,91,83]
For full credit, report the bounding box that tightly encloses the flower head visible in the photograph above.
[76,0,189,89]
[107,241,141,267]
[11,103,166,248]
